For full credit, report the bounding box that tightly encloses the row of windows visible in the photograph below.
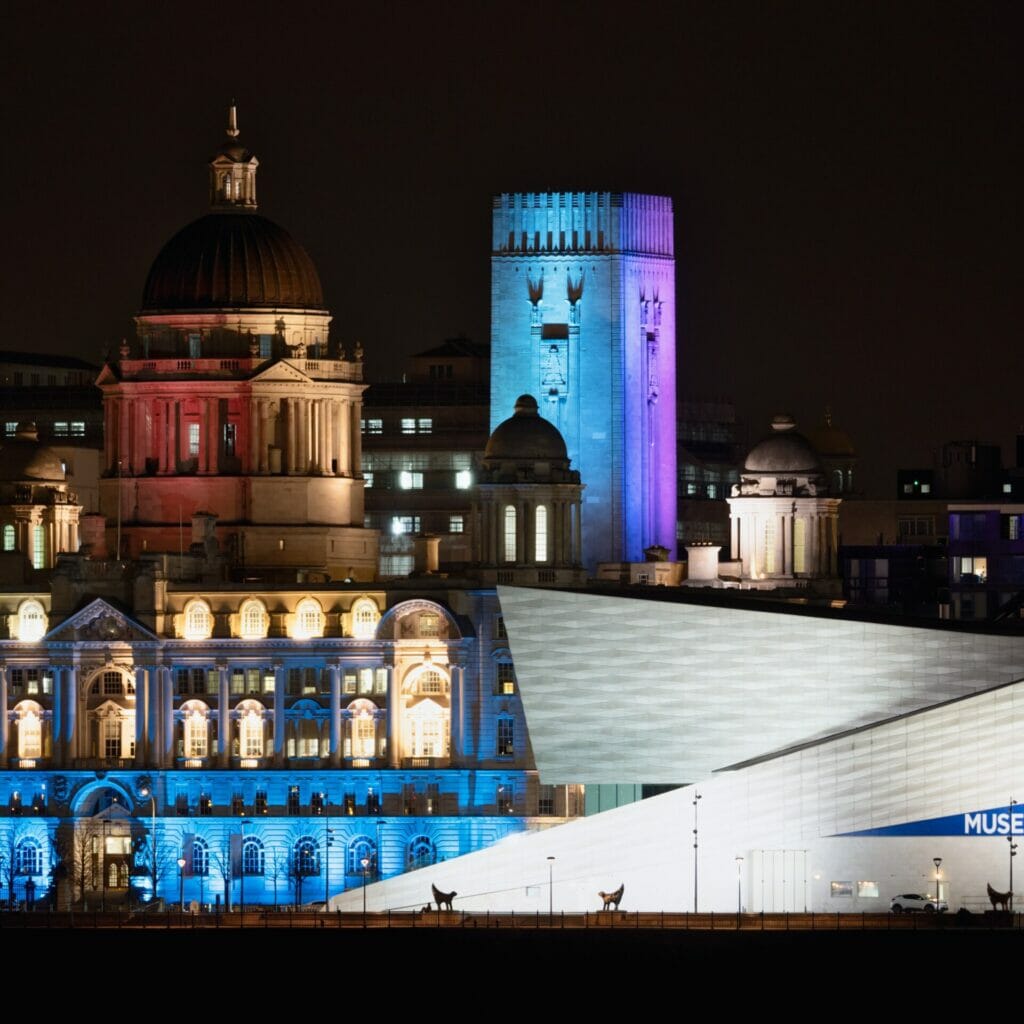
[365,469,472,491]
[175,666,390,697]
[2,527,48,570]
[3,421,87,439]
[183,596,381,641]
[502,505,549,563]
[360,418,433,436]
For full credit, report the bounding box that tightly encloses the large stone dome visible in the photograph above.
[744,415,822,474]
[141,212,325,312]
[0,423,65,482]
[485,395,569,463]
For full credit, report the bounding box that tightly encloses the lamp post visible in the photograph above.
[547,856,555,917]
[177,856,186,913]
[361,856,370,926]
[933,857,942,911]
[735,856,744,914]
[1009,797,1018,914]
[139,785,157,902]
[324,821,334,906]
[693,791,702,913]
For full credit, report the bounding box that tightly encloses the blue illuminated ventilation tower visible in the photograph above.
[490,192,677,568]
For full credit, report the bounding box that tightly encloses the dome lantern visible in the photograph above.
[209,102,259,211]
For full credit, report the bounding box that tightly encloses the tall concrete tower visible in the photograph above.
[490,192,676,568]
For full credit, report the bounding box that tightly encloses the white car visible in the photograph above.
[890,893,948,914]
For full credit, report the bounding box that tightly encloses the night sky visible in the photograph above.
[2,2,1021,493]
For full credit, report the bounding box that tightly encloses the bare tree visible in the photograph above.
[52,821,95,909]
[207,829,234,912]
[134,820,179,906]
[287,828,320,909]
[266,845,288,909]
[0,823,29,906]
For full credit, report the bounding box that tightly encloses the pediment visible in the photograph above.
[94,364,120,386]
[250,359,314,385]
[46,598,158,644]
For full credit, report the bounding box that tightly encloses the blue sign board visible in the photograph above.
[836,804,1023,838]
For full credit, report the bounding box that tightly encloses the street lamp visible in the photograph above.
[139,785,157,902]
[933,857,942,911]
[1009,797,1018,914]
[360,856,370,926]
[547,856,555,917]
[177,856,186,912]
[324,821,334,906]
[735,856,744,914]
[693,791,702,913]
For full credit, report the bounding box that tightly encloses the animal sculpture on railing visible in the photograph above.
[599,884,625,911]
[432,883,457,911]
[987,882,1011,911]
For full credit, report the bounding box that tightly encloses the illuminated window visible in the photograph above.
[496,662,515,695]
[455,470,471,489]
[183,599,213,640]
[102,671,123,695]
[504,505,517,562]
[223,423,237,456]
[351,598,379,639]
[830,881,853,897]
[763,519,776,574]
[15,839,42,876]
[101,716,122,758]
[16,704,42,759]
[391,515,421,536]
[183,706,209,758]
[188,422,200,457]
[3,525,13,551]
[188,334,202,359]
[294,598,324,639]
[191,837,209,876]
[417,670,445,695]
[294,836,320,876]
[242,837,265,875]
[958,556,988,581]
[449,515,464,534]
[32,525,45,569]
[350,700,377,757]
[362,419,383,435]
[407,835,436,870]
[364,472,374,488]
[417,418,432,434]
[857,881,879,898]
[236,701,265,758]
[239,599,268,639]
[401,418,416,434]
[17,600,47,642]
[406,699,449,758]
[399,471,423,490]
[71,421,85,437]
[1004,482,1013,495]
[535,505,548,562]
[4,422,16,437]
[497,717,514,757]
[347,836,376,875]
[53,421,69,437]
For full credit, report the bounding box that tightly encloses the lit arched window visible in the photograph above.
[2,525,13,551]
[503,505,517,562]
[347,835,377,875]
[183,599,213,641]
[237,701,265,758]
[190,837,209,876]
[239,599,269,639]
[351,598,380,639]
[242,837,265,876]
[17,600,47,642]
[407,835,436,870]
[349,699,377,758]
[405,699,449,758]
[182,702,209,758]
[535,505,548,562]
[415,670,446,696]
[294,598,324,640]
[15,838,42,875]
[293,836,320,876]
[32,525,45,569]
[15,702,43,759]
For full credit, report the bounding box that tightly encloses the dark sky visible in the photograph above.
[2,2,1021,493]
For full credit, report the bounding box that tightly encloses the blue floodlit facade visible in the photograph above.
[0,112,582,910]
[490,192,678,567]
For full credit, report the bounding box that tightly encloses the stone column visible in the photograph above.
[349,400,361,481]
[573,500,582,565]
[329,662,342,768]
[51,666,63,767]
[273,663,285,766]
[118,397,130,473]
[162,666,174,768]
[323,400,334,474]
[148,665,162,768]
[387,667,400,768]
[285,398,296,474]
[64,667,77,764]
[249,398,261,473]
[338,400,350,477]
[134,666,147,767]
[0,666,9,766]
[449,663,463,764]
[776,513,786,577]
[218,663,230,767]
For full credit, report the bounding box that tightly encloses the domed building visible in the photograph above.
[0,422,80,568]
[473,395,585,585]
[727,415,841,585]
[96,108,376,579]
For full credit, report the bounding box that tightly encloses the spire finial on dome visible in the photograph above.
[227,101,239,139]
